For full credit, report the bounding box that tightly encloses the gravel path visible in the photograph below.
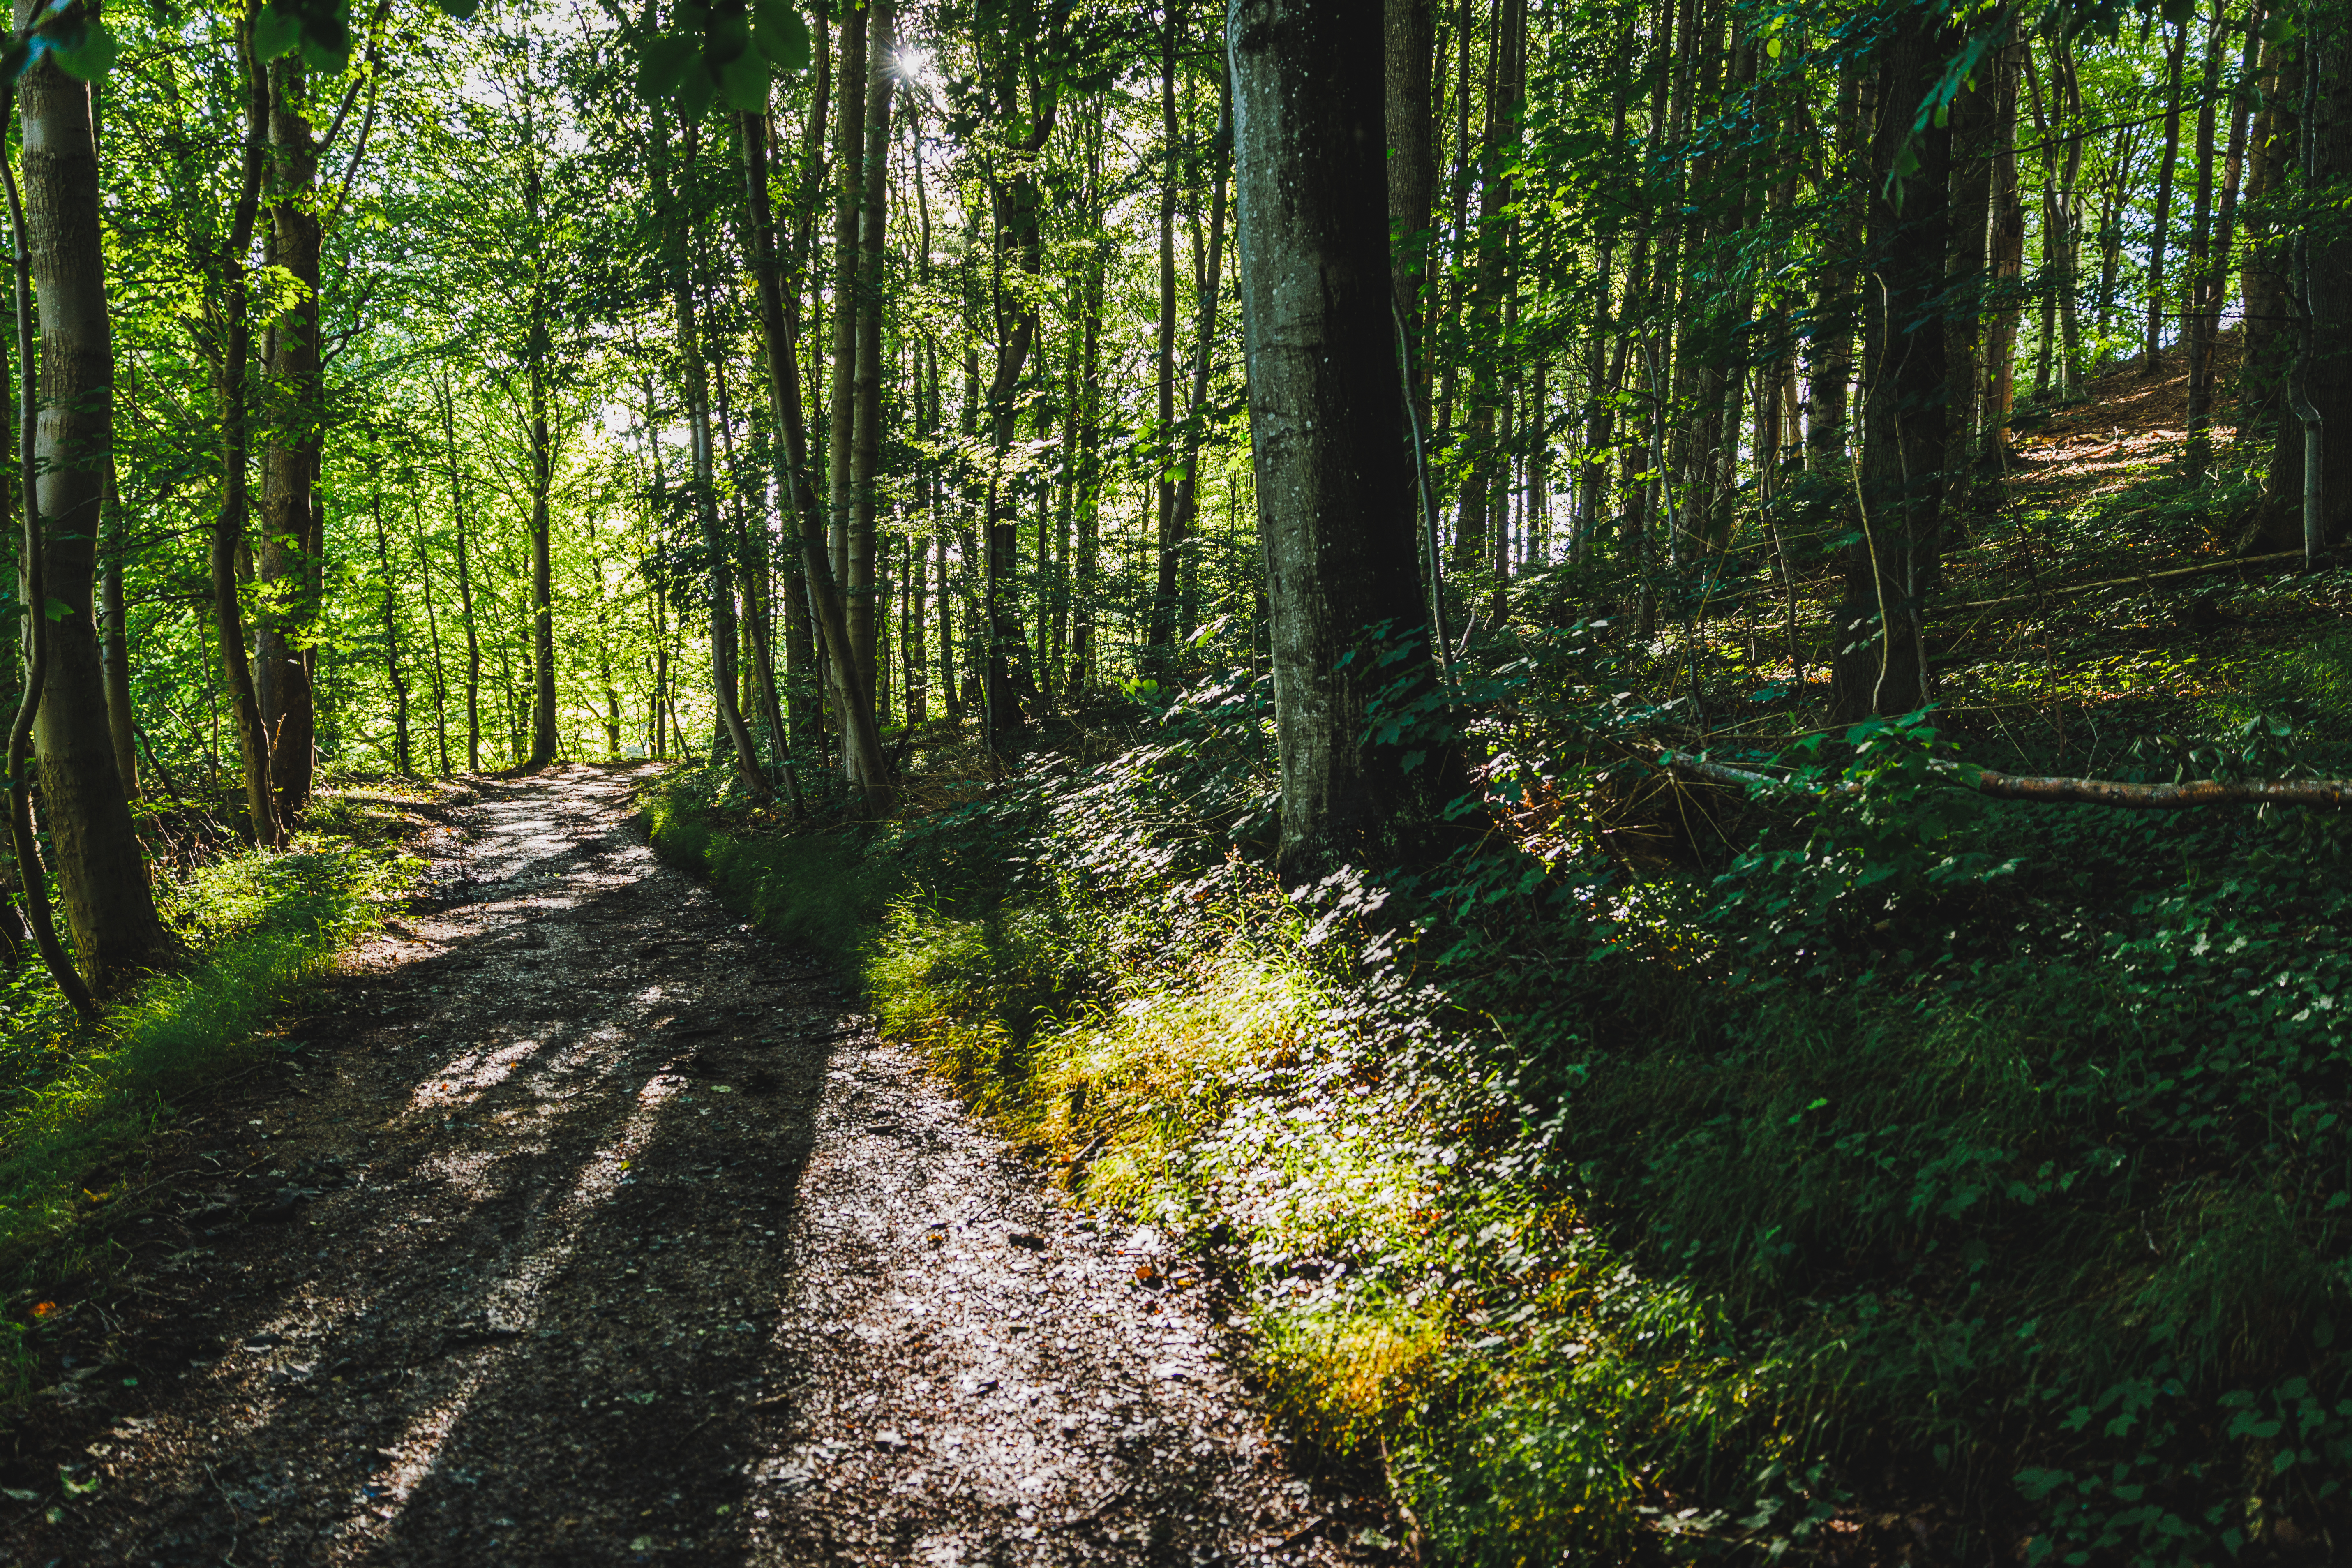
[0,767,1403,1566]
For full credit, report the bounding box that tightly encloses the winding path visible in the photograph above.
[0,767,1398,1566]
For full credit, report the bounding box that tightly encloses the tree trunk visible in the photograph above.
[2188,0,2261,478]
[19,33,172,985]
[1145,1,1184,674]
[824,0,869,629]
[1807,67,1862,474]
[98,462,135,796]
[212,27,280,848]
[2250,25,2352,550]
[435,370,482,771]
[846,0,894,721]
[740,104,889,809]
[1830,9,1949,721]
[1985,41,2025,453]
[412,496,450,775]
[372,491,409,774]
[658,113,764,796]
[257,55,321,818]
[1230,0,1454,878]
[2147,23,2187,369]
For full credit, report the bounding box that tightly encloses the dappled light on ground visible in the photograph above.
[0,769,1398,1565]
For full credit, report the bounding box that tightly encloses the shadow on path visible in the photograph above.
[0,767,1396,1566]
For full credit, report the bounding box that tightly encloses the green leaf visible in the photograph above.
[252,3,302,60]
[674,61,714,120]
[750,0,810,72]
[434,0,480,14]
[48,23,117,80]
[299,34,350,72]
[718,48,767,112]
[636,32,698,102]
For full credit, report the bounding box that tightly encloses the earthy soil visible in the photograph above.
[0,767,1403,1566]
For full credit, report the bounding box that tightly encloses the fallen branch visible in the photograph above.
[1934,548,2324,616]
[1658,751,2352,811]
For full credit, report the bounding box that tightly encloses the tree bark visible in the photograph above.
[1230,0,1455,878]
[2147,23,2187,369]
[1830,9,1949,721]
[847,0,895,716]
[257,55,321,816]
[741,104,889,810]
[2250,24,2352,551]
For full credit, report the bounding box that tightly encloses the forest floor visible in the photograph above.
[0,766,1403,1566]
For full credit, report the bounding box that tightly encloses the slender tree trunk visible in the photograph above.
[740,104,889,809]
[213,22,280,849]
[435,371,481,771]
[2188,1,2261,477]
[847,0,895,716]
[2147,23,2188,369]
[1807,68,1862,474]
[412,495,450,776]
[371,491,409,774]
[1986,41,2025,454]
[98,463,135,796]
[1145,0,1185,673]
[824,0,870,609]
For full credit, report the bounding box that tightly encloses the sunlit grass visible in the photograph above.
[0,841,414,1395]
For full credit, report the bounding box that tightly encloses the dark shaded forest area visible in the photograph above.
[0,0,2346,1559]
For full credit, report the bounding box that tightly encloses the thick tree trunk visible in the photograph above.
[1830,11,1949,721]
[19,36,172,984]
[257,55,321,818]
[1230,0,1454,878]
[2250,27,2352,550]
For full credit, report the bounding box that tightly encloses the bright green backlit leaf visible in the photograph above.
[1764,35,1780,57]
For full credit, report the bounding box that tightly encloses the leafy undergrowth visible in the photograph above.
[646,631,2352,1565]
[0,780,431,1399]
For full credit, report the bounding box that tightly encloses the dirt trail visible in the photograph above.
[1,767,1398,1566]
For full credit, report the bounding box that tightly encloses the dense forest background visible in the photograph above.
[0,0,2348,1558]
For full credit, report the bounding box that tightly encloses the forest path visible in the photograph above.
[1,767,1391,1567]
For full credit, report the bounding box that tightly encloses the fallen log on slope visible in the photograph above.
[1934,548,2331,617]
[1657,751,2352,811]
